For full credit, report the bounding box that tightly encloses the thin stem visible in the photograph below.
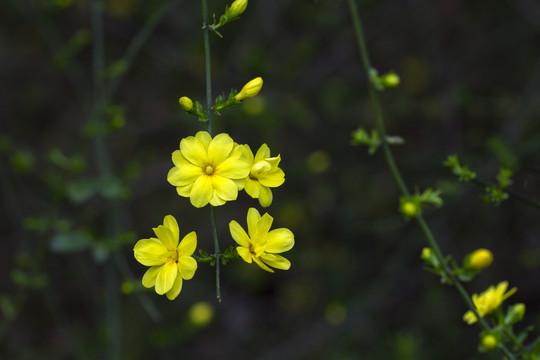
[201,0,221,302]
[347,0,515,358]
[202,0,213,135]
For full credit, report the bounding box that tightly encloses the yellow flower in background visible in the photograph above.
[167,131,250,208]
[243,144,285,207]
[133,215,197,300]
[234,77,263,101]
[468,248,493,270]
[463,281,517,325]
[229,208,294,272]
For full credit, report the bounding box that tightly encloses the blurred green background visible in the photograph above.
[1,0,540,359]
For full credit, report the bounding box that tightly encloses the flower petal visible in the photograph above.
[180,136,207,167]
[209,194,227,206]
[230,221,251,247]
[153,225,177,250]
[195,131,212,150]
[134,238,168,266]
[215,156,250,180]
[167,164,202,187]
[260,253,291,270]
[171,149,189,168]
[190,175,213,208]
[265,228,295,253]
[242,144,254,162]
[142,266,162,288]
[258,186,273,207]
[245,179,260,198]
[247,208,261,238]
[212,175,238,201]
[258,171,285,187]
[163,215,179,243]
[166,275,183,300]
[237,246,253,263]
[178,255,197,280]
[256,212,274,236]
[176,183,193,197]
[208,133,234,165]
[177,231,197,256]
[254,143,270,162]
[252,256,274,273]
[155,261,177,295]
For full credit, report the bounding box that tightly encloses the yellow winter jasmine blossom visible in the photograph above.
[229,208,294,273]
[243,144,285,207]
[463,281,517,325]
[133,215,197,300]
[167,131,250,208]
[234,77,263,101]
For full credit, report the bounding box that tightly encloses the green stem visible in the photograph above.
[202,0,213,135]
[201,0,221,302]
[347,0,515,358]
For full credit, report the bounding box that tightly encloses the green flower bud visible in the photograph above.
[400,200,419,218]
[234,77,263,101]
[420,247,432,261]
[381,72,400,88]
[188,301,214,327]
[179,96,193,112]
[468,248,493,270]
[504,303,526,325]
[229,0,247,17]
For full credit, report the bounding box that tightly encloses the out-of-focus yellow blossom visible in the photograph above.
[229,0,247,17]
[234,77,263,101]
[420,247,432,261]
[463,281,517,325]
[133,215,197,300]
[242,144,285,207]
[167,131,250,208]
[188,301,214,327]
[468,248,493,270]
[178,96,193,112]
[229,208,294,273]
[481,334,498,351]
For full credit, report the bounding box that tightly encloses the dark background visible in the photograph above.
[1,0,540,359]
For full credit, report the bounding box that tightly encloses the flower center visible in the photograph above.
[205,165,214,175]
[166,250,178,263]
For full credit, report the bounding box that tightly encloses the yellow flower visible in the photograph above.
[463,281,517,324]
[468,248,493,270]
[229,208,294,273]
[234,77,263,101]
[243,144,285,207]
[167,131,250,208]
[229,0,247,17]
[178,96,193,111]
[133,215,197,300]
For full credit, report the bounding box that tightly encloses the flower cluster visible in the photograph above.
[134,72,293,300]
[167,131,285,208]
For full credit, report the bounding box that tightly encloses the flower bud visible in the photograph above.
[420,247,432,261]
[179,96,193,112]
[504,303,525,325]
[229,0,247,17]
[188,301,214,327]
[400,200,419,218]
[234,77,263,101]
[468,248,493,270]
[481,334,498,351]
[381,72,400,88]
